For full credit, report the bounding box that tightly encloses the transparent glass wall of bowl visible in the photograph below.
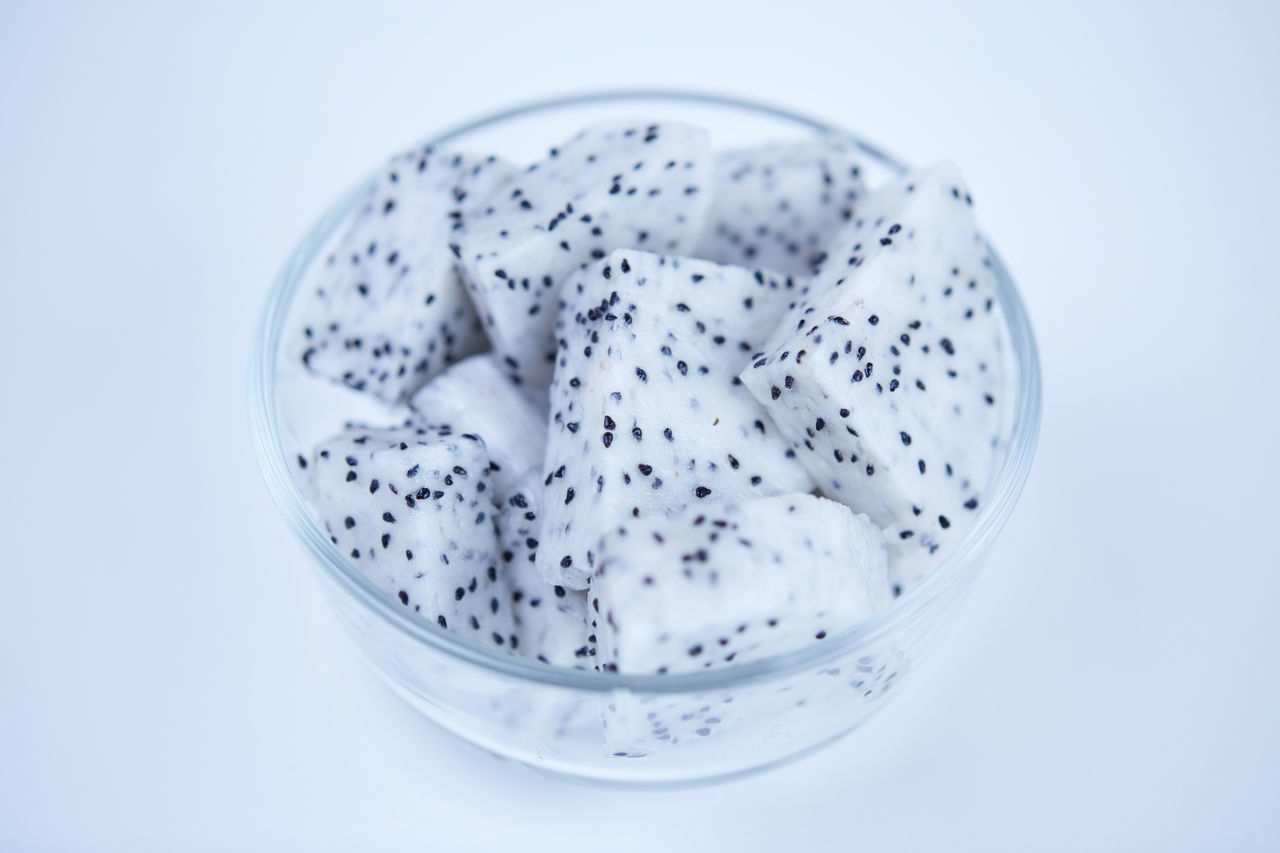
[319,554,979,785]
[254,91,1042,785]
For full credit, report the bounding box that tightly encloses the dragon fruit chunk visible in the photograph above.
[739,162,1005,588]
[452,121,714,389]
[536,250,815,589]
[601,643,908,757]
[590,494,889,675]
[304,423,515,647]
[293,146,515,402]
[409,353,547,499]
[696,138,866,276]
[409,357,590,664]
[497,480,593,667]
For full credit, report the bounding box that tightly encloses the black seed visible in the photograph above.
[900,431,912,446]
[695,486,712,498]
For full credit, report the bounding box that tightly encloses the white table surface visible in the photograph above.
[3,1,1278,849]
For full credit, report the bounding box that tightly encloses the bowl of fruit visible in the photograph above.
[251,90,1041,785]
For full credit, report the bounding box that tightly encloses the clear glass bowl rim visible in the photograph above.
[250,88,1043,695]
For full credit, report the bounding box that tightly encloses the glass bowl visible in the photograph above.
[251,90,1042,786]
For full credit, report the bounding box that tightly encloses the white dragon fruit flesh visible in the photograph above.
[408,355,591,663]
[304,423,515,647]
[293,146,514,402]
[696,138,865,276]
[497,480,593,667]
[536,249,815,589]
[408,352,547,498]
[739,163,1004,588]
[589,493,889,675]
[452,121,713,389]
[601,644,908,757]
[287,118,1013,689]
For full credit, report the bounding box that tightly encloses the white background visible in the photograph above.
[2,1,1278,849]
